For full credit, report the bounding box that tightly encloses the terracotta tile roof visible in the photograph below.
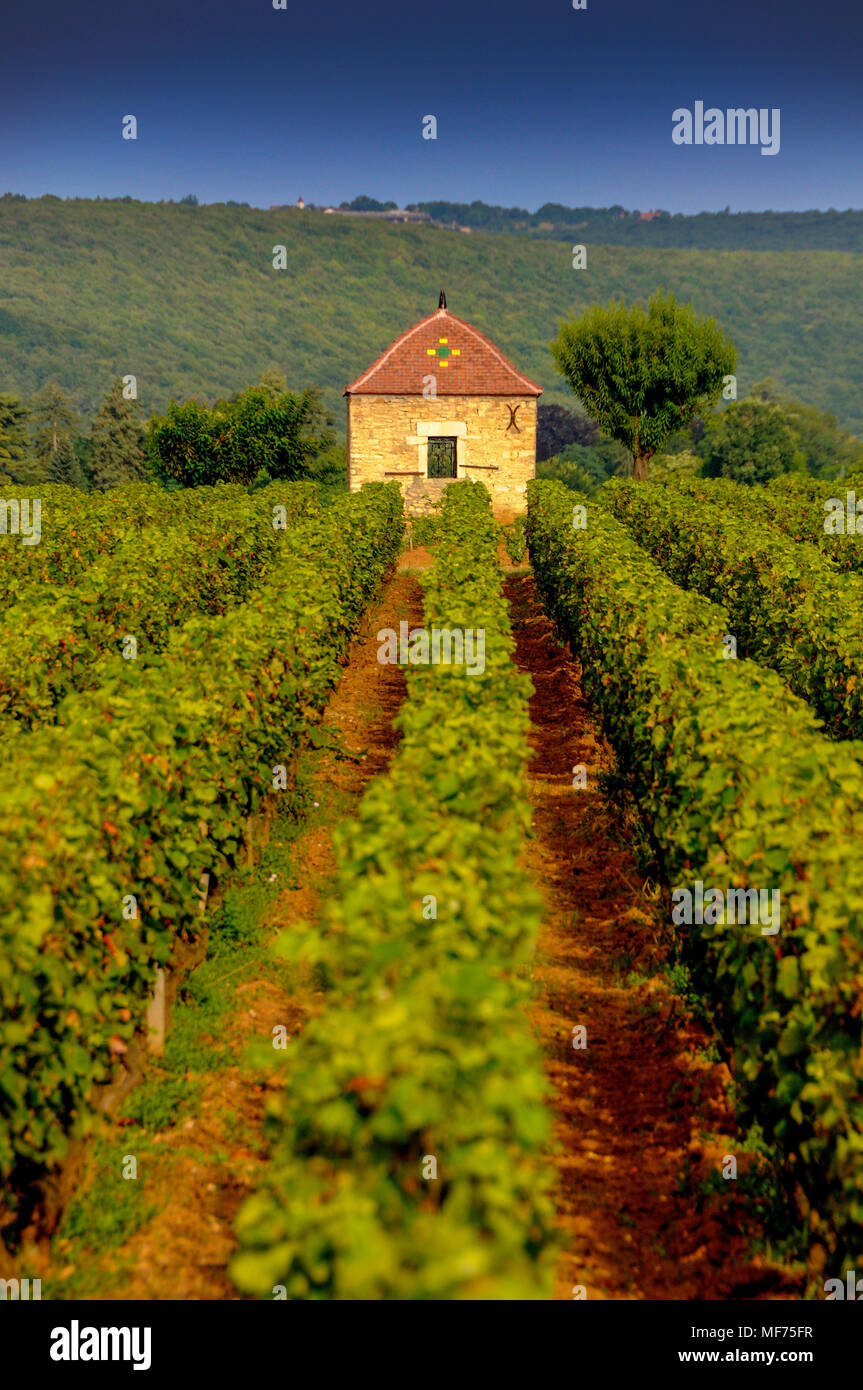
[344,308,542,396]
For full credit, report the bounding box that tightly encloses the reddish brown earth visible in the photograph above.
[507,573,801,1301]
[21,569,425,1300]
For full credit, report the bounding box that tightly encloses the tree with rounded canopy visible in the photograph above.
[147,377,334,487]
[699,399,800,484]
[550,289,737,479]
[747,378,863,478]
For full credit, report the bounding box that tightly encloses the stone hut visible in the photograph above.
[344,293,542,517]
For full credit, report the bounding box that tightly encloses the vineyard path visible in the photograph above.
[508,571,801,1300]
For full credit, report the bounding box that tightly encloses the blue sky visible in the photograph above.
[1,0,861,213]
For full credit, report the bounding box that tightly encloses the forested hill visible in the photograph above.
[409,202,863,251]
[2,196,862,434]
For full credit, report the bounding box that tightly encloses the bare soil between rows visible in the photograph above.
[507,573,801,1300]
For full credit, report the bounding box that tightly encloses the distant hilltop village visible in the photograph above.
[269,196,473,231]
[268,196,670,230]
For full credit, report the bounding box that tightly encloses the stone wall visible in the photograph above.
[346,393,537,518]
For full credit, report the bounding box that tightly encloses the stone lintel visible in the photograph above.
[415,421,468,437]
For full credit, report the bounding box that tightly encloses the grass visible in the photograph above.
[120,1074,203,1131]
[50,1136,159,1299]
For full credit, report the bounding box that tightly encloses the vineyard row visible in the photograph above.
[602,477,863,742]
[231,481,556,1300]
[0,483,404,1182]
[526,479,863,1270]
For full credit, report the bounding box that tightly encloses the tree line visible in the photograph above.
[540,290,863,489]
[290,194,863,251]
[0,372,339,491]
[0,378,146,490]
[403,200,863,251]
[3,292,860,493]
